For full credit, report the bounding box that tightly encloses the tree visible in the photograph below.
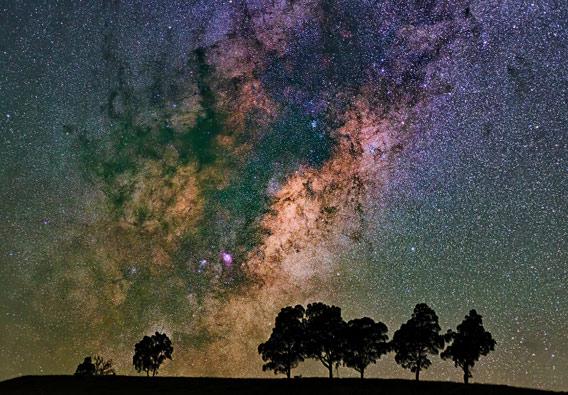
[133,332,173,376]
[391,303,444,381]
[258,305,306,379]
[74,356,96,376]
[93,355,116,375]
[75,355,116,376]
[304,302,346,378]
[441,309,496,384]
[343,317,389,378]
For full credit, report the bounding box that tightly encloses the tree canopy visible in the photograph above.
[74,355,115,376]
[343,317,389,378]
[441,309,496,384]
[93,355,116,375]
[258,305,306,378]
[133,331,173,376]
[74,356,96,376]
[304,302,346,378]
[391,303,445,381]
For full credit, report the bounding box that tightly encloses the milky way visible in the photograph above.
[0,0,566,390]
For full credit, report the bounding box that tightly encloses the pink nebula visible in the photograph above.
[220,251,233,267]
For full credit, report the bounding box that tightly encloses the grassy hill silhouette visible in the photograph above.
[1,376,565,395]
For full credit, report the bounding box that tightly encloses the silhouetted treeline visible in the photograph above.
[73,305,494,384]
[258,303,495,383]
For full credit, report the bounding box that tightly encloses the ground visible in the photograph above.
[0,377,565,395]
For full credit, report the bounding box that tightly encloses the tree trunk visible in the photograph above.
[464,366,469,384]
[287,367,291,379]
[415,367,420,381]
[360,369,364,379]
[328,364,333,379]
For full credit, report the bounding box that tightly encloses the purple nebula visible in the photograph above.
[220,251,233,267]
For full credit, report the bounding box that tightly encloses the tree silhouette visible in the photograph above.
[343,317,389,379]
[258,305,306,379]
[391,303,444,381]
[74,356,96,376]
[304,302,346,378]
[441,309,496,384]
[75,355,116,376]
[93,355,116,375]
[133,332,173,376]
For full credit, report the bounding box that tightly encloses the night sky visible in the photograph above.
[0,0,567,390]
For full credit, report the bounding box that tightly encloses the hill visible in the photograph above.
[0,376,564,395]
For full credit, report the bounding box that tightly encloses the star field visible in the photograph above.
[0,0,566,391]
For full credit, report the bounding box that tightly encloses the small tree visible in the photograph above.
[304,302,346,378]
[93,355,116,375]
[441,309,496,384]
[343,317,389,378]
[258,305,306,378]
[391,303,444,381]
[74,356,96,376]
[133,332,173,376]
[75,355,116,376]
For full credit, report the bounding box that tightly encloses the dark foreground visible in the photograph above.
[0,376,565,395]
